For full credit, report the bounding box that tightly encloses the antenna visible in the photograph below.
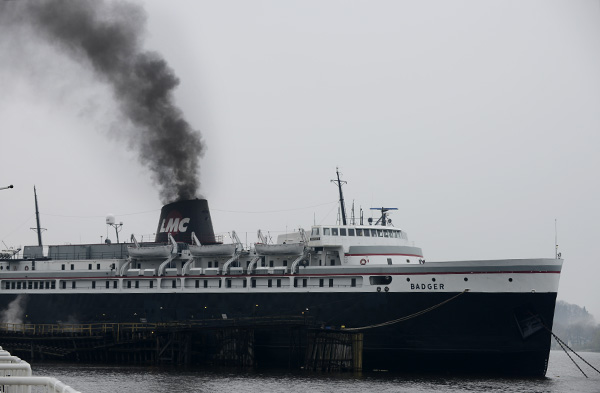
[106,214,123,243]
[370,207,398,226]
[30,186,46,246]
[555,219,559,259]
[331,167,347,225]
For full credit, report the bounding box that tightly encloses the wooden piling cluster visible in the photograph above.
[0,320,363,372]
[305,330,363,372]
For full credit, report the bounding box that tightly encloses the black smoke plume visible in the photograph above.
[0,0,203,203]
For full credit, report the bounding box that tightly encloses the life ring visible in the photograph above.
[360,259,367,265]
[24,266,29,271]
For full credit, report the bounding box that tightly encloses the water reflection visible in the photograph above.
[32,351,600,393]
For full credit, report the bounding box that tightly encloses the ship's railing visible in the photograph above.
[46,251,128,260]
[0,323,157,336]
[0,376,81,393]
[0,362,32,377]
[0,347,80,392]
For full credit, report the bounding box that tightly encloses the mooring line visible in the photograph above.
[548,329,600,377]
[343,289,468,331]
[533,314,600,378]
[553,333,588,378]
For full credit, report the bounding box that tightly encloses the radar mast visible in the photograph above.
[370,207,398,227]
[331,167,347,226]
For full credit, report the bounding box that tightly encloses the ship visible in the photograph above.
[0,171,562,375]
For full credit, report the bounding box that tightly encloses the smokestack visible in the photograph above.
[155,199,216,244]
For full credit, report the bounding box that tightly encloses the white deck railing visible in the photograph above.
[0,362,32,376]
[0,376,81,393]
[0,347,81,393]
[0,355,24,364]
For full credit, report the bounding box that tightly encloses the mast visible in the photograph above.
[33,186,43,247]
[331,167,347,225]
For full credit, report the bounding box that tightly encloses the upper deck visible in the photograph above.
[309,225,408,244]
[308,225,424,261]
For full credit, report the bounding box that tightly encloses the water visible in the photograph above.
[31,351,600,393]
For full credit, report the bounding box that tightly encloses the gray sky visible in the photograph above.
[1,1,599,319]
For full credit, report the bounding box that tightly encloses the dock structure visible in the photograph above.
[0,345,81,393]
[305,330,363,372]
[0,319,363,371]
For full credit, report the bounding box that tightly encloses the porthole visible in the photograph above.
[464,277,468,282]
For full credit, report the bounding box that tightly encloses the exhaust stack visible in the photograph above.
[155,199,216,244]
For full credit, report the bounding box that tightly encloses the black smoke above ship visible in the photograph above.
[0,0,205,204]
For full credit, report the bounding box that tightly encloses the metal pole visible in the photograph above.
[331,168,347,225]
[555,219,558,259]
[34,186,43,247]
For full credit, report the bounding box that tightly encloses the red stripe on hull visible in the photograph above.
[346,253,423,257]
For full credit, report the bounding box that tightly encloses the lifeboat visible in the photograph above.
[254,242,304,255]
[188,231,238,257]
[189,243,236,257]
[127,235,174,259]
[127,243,173,259]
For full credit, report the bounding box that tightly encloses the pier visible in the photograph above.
[0,319,363,372]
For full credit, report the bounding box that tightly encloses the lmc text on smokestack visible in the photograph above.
[155,199,216,245]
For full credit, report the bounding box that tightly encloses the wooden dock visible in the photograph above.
[0,319,363,371]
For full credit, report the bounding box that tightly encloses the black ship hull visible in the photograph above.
[1,290,556,375]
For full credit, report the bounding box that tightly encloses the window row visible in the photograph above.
[61,263,104,270]
[3,276,367,291]
[293,277,359,288]
[60,280,120,289]
[4,281,56,290]
[312,227,407,239]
